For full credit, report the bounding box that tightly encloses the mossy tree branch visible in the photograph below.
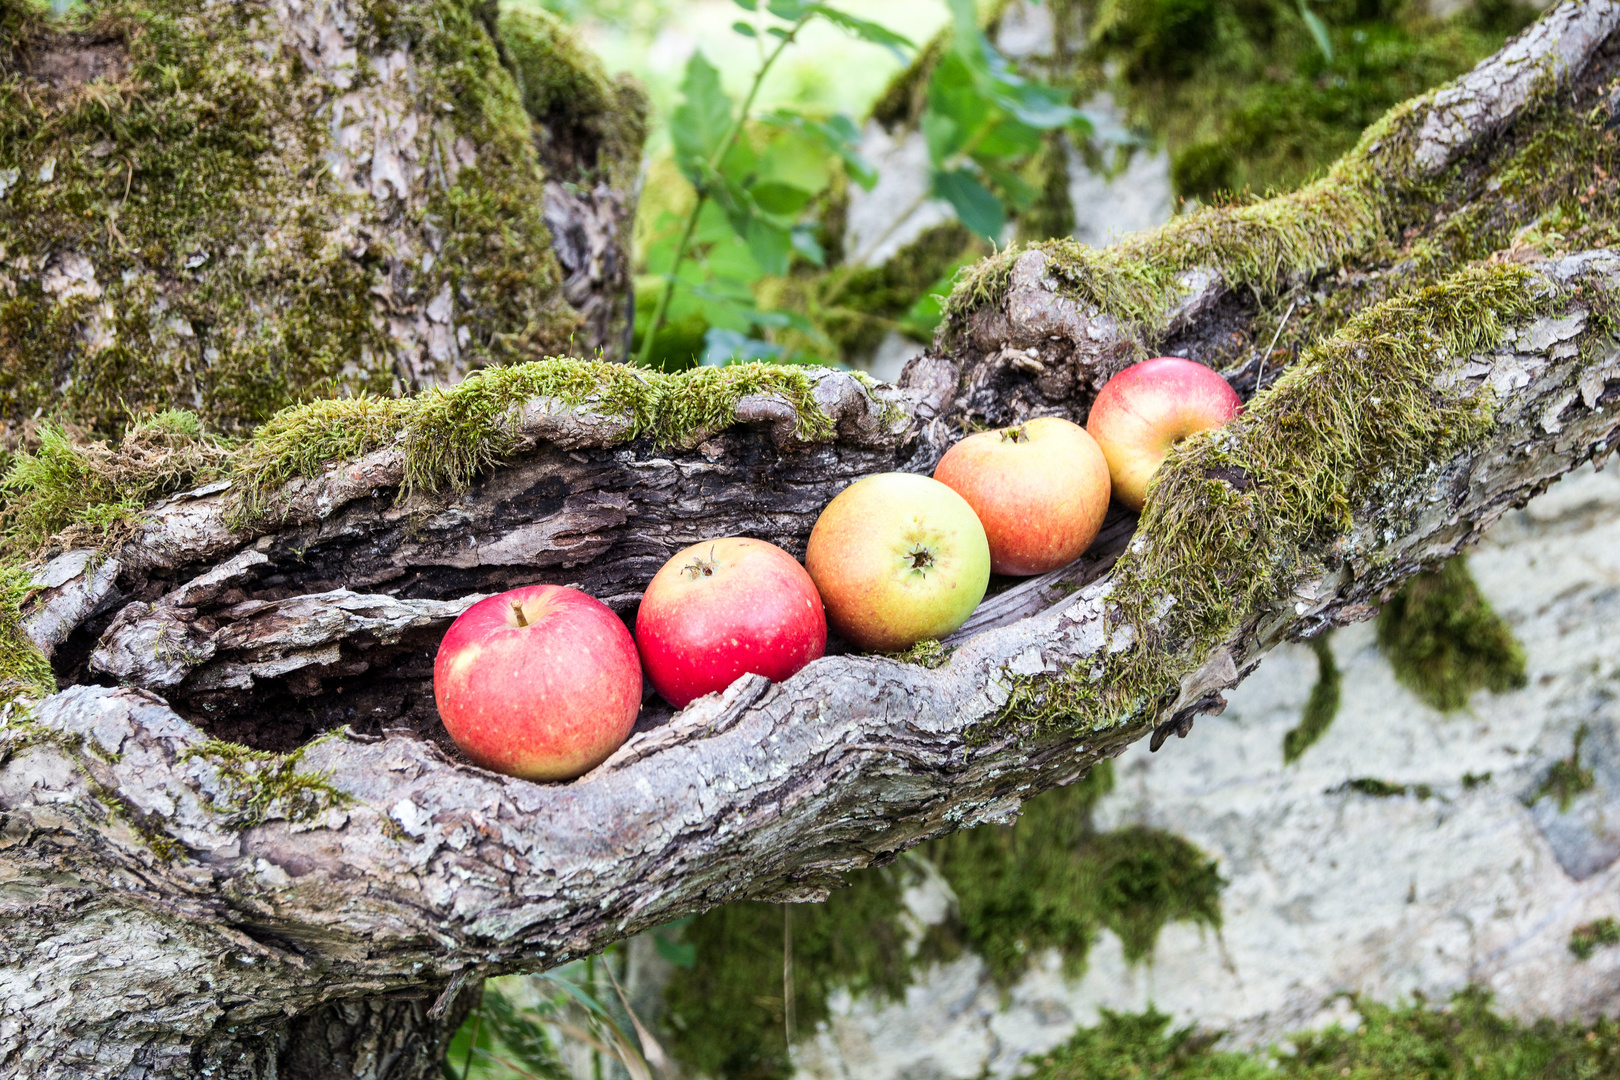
[6,3,1620,1076]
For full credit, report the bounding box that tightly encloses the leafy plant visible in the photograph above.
[635,0,903,368]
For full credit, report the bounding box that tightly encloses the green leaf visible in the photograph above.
[732,20,757,36]
[704,328,784,366]
[745,218,794,275]
[1299,1,1334,61]
[731,0,757,8]
[760,111,876,189]
[791,224,825,266]
[766,0,807,18]
[803,4,912,51]
[749,180,813,216]
[933,168,1004,240]
[671,52,734,185]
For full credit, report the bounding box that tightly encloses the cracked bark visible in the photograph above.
[6,2,1620,1076]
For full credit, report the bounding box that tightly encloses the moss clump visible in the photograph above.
[496,5,646,192]
[1376,556,1527,712]
[665,765,1227,1080]
[885,638,953,668]
[234,357,846,514]
[1334,777,1434,800]
[996,262,1551,738]
[1531,723,1596,814]
[1283,633,1341,764]
[1569,917,1620,961]
[179,736,351,829]
[0,561,54,709]
[1027,987,1620,1080]
[0,410,233,558]
[922,773,1223,979]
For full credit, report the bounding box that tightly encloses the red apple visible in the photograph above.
[932,416,1111,576]
[1086,356,1241,511]
[805,472,990,652]
[434,585,641,781]
[636,537,827,708]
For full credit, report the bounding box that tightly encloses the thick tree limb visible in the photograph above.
[6,3,1620,1075]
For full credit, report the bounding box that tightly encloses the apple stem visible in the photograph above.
[1001,424,1028,444]
[511,602,529,627]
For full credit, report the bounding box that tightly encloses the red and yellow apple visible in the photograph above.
[636,537,827,708]
[805,472,990,652]
[1086,356,1241,511]
[433,585,641,781]
[932,416,1111,576]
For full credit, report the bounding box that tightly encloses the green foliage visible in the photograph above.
[1028,988,1620,1080]
[1283,634,1341,764]
[1569,917,1620,962]
[1376,557,1527,713]
[637,1,897,365]
[665,764,1227,1079]
[1531,724,1596,814]
[179,737,351,829]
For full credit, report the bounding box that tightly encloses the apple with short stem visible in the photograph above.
[933,416,1112,576]
[1086,356,1242,511]
[434,584,641,781]
[804,472,990,652]
[636,537,827,708]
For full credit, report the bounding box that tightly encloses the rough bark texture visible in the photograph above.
[6,2,1620,1076]
[0,0,646,436]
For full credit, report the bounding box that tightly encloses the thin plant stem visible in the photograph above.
[635,17,810,367]
[459,983,486,1080]
[783,903,796,1047]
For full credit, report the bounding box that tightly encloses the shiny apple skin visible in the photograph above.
[804,472,990,652]
[1086,356,1242,511]
[933,416,1112,576]
[433,585,641,781]
[636,537,827,708]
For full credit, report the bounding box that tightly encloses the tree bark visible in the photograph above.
[6,1,1620,1074]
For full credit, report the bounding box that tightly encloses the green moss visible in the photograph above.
[994,262,1551,739]
[496,4,647,192]
[1283,634,1341,764]
[0,561,54,710]
[665,765,1226,1079]
[663,864,913,1080]
[0,411,233,558]
[234,357,849,515]
[0,0,623,435]
[885,638,953,668]
[1376,556,1527,713]
[1028,987,1620,1080]
[1531,723,1596,814]
[1569,917,1620,962]
[1335,777,1434,800]
[178,736,351,829]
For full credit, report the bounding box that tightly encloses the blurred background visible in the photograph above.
[443,2,1620,1078]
